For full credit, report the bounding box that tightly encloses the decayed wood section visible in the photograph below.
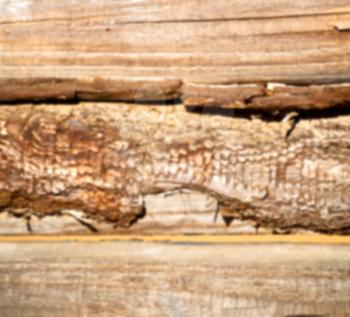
[0,103,349,233]
[0,241,349,317]
[183,83,350,111]
[2,79,350,112]
[0,190,270,235]
[1,0,350,108]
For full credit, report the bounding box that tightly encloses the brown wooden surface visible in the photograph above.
[0,241,349,317]
[1,103,350,234]
[1,0,350,106]
[183,83,350,111]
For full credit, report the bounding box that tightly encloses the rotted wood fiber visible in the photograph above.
[2,78,350,113]
[183,82,350,111]
[0,190,270,235]
[0,103,349,233]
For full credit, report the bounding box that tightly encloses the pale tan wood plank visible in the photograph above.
[0,0,350,101]
[0,241,349,317]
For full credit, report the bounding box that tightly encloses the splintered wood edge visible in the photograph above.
[1,234,350,244]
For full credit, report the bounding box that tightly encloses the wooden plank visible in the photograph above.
[0,0,350,104]
[0,241,349,317]
[1,103,350,234]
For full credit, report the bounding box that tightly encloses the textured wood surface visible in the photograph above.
[0,190,268,235]
[1,0,350,106]
[0,241,349,317]
[183,83,350,111]
[1,103,349,233]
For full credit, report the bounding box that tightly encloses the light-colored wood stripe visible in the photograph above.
[1,234,349,244]
[0,241,349,316]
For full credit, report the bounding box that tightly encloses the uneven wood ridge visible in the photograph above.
[1,0,350,107]
[2,78,350,112]
[0,242,349,317]
[0,103,349,233]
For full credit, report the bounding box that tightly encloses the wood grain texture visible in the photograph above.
[0,103,349,233]
[1,0,350,106]
[0,241,349,317]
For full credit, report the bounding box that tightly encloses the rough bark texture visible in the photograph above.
[0,103,349,233]
[1,0,350,108]
[0,241,349,317]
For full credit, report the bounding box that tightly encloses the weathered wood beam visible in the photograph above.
[1,0,350,106]
[0,241,349,317]
[0,103,349,233]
